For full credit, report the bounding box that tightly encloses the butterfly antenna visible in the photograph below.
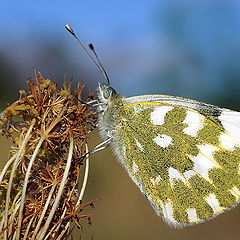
[88,43,110,86]
[65,24,110,86]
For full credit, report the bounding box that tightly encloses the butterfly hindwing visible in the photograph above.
[111,96,240,227]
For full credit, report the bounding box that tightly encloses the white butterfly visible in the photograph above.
[66,24,240,228]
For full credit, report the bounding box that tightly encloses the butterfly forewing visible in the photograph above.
[111,97,240,227]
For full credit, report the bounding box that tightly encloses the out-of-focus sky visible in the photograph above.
[1,0,240,107]
[0,0,161,102]
[1,1,240,240]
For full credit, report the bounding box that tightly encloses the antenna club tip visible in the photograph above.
[65,24,75,35]
[89,43,94,50]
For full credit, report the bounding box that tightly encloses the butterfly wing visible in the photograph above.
[112,95,240,227]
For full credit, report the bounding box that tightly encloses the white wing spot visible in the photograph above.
[159,201,176,222]
[219,133,236,150]
[165,201,176,222]
[151,106,174,125]
[133,104,143,115]
[154,134,172,148]
[205,193,222,212]
[132,162,139,175]
[230,186,240,200]
[187,208,198,222]
[192,144,219,181]
[183,170,196,180]
[131,163,143,191]
[150,175,162,185]
[135,139,144,151]
[168,167,187,185]
[183,110,204,137]
[159,201,167,219]
[219,110,240,145]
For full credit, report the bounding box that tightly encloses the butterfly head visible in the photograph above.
[98,83,119,105]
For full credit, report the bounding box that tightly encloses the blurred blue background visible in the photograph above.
[1,1,240,240]
[1,0,240,109]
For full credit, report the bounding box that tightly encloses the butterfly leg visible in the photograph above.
[74,97,102,108]
[86,100,99,107]
[81,137,112,160]
[89,137,112,154]
[82,100,107,111]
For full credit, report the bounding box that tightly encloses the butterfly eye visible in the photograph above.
[103,88,112,99]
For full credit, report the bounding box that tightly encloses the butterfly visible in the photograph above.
[65,24,240,228]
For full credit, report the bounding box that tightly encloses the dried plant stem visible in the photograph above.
[0,155,16,184]
[0,215,5,234]
[56,222,70,240]
[77,144,90,206]
[0,72,97,239]
[31,181,57,239]
[45,144,90,239]
[37,135,74,240]
[51,207,68,239]
[3,119,36,240]
[0,157,18,235]
[16,136,45,240]
[8,202,20,238]
[12,231,17,240]
[22,215,34,240]
[0,199,20,236]
[52,144,90,239]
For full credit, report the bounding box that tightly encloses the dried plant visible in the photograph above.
[0,70,97,239]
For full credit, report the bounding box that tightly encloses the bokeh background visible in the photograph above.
[1,0,240,239]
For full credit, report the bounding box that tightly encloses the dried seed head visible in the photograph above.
[0,70,97,239]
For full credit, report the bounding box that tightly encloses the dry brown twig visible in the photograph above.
[0,70,97,239]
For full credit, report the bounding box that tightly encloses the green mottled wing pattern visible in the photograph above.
[112,98,240,228]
